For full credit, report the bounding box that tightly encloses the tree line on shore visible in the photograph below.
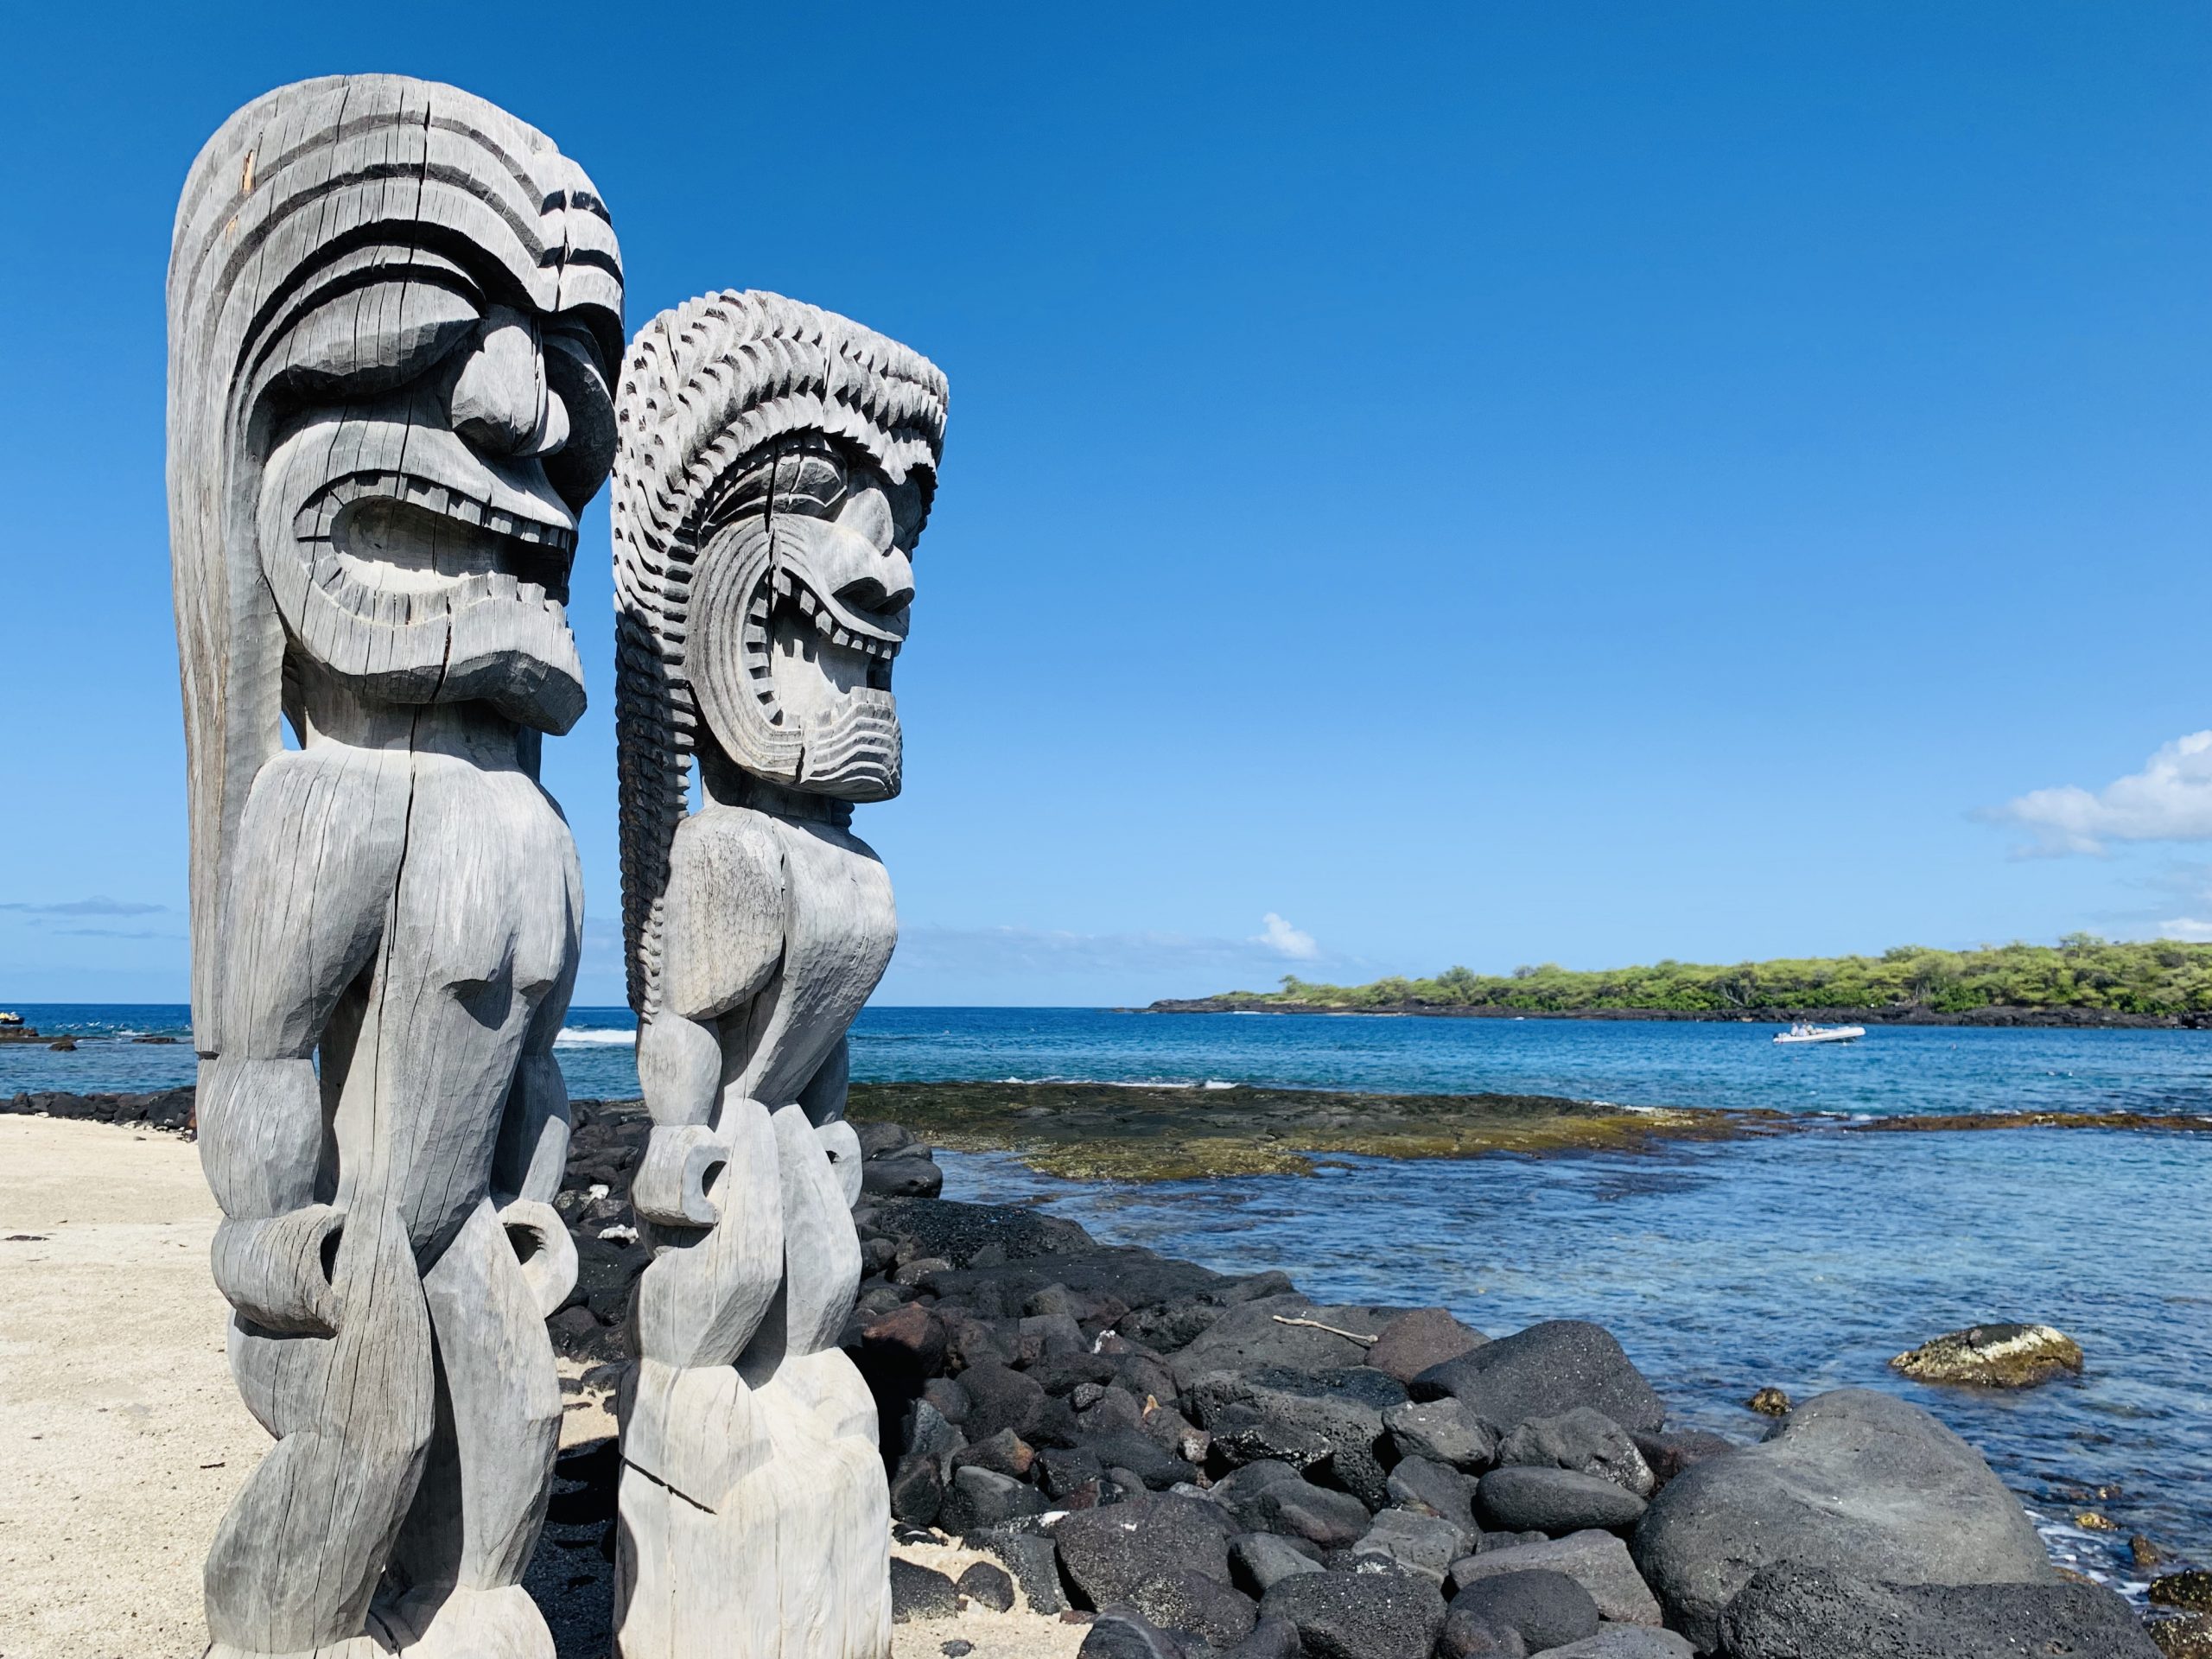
[1230,935,2212,1017]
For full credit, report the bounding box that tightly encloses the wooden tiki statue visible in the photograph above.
[611,290,947,1657]
[168,75,623,1659]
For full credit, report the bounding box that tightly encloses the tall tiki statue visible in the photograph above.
[612,291,947,1656]
[168,77,622,1658]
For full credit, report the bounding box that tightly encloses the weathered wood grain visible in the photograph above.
[169,75,620,1658]
[611,291,945,1657]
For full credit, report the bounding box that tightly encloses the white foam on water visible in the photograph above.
[555,1028,637,1046]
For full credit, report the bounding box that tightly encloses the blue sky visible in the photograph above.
[3,3,2209,1007]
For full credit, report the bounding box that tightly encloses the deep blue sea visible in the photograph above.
[8,1002,2207,1592]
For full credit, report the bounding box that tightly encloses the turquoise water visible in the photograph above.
[9,1002,2207,1590]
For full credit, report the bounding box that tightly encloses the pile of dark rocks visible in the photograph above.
[843,1171,2164,1658]
[16,1090,2187,1656]
[1,1087,195,1129]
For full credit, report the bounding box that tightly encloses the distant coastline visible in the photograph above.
[1143,995,2212,1028]
[1147,938,2212,1028]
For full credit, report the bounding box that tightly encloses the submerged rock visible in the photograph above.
[1630,1388,2054,1650]
[2152,1615,2212,1659]
[1891,1322,2085,1389]
[1716,1564,2159,1658]
[2153,1572,2212,1613]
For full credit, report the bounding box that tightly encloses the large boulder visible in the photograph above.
[1478,1467,1648,1534]
[1447,1530,1663,1626]
[1054,1492,1235,1609]
[1260,1568,1447,1659]
[1414,1322,1665,1433]
[1631,1389,2055,1650]
[1716,1565,2160,1658]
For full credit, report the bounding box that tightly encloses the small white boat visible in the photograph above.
[1774,1020,1865,1046]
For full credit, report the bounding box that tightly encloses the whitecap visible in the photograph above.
[555,1027,637,1046]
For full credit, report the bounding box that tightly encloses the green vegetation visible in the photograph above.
[1204,936,2212,1019]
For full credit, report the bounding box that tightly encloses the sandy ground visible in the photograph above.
[0,1117,1082,1659]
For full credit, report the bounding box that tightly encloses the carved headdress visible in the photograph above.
[168,74,622,1051]
[613,291,948,1017]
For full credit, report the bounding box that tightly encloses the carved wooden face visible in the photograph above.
[251,245,618,734]
[688,436,925,802]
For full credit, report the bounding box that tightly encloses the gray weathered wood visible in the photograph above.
[168,74,621,1659]
[611,290,947,1659]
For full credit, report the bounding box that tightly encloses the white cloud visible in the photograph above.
[2160,916,2212,941]
[1251,912,1320,960]
[1991,732,2212,854]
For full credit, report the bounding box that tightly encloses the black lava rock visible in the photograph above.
[938,1465,1047,1534]
[890,1558,962,1622]
[1386,1454,1480,1531]
[1716,1564,2161,1658]
[1080,1608,1187,1659]
[1447,1568,1601,1652]
[1232,1531,1327,1596]
[1259,1567,1447,1659]
[955,1560,1016,1612]
[1413,1321,1665,1435]
[1054,1492,1236,1609]
[1128,1569,1259,1649]
[1383,1398,1497,1472]
[888,1455,944,1527]
[1476,1467,1648,1535]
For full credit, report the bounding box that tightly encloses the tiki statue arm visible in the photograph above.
[631,809,786,1226]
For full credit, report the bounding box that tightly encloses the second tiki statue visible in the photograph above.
[610,290,948,1656]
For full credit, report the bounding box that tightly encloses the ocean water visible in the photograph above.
[8,1002,2207,1588]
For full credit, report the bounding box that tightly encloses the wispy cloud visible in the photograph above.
[1987,732,2212,855]
[51,925,180,939]
[879,922,1369,1003]
[1250,912,1320,960]
[0,896,167,916]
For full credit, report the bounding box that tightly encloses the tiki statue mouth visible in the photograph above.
[690,495,917,804]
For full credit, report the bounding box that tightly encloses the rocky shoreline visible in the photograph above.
[1145,998,2212,1030]
[22,1089,2201,1657]
[8,1083,2205,1187]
